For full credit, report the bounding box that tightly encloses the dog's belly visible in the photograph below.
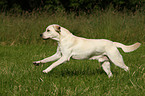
[72,52,102,60]
[71,45,105,60]
[72,55,89,59]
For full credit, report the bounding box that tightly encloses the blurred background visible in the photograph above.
[0,0,145,13]
[0,0,145,45]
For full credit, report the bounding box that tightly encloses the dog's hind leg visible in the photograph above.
[106,46,129,72]
[102,61,113,78]
[98,56,113,78]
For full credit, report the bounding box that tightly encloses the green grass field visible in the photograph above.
[0,10,145,95]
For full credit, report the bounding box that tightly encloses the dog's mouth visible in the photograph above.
[42,38,49,40]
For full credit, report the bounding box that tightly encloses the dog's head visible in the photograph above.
[40,24,61,41]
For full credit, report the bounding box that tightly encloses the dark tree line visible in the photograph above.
[0,0,145,13]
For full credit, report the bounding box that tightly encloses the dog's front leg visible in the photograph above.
[33,47,61,65]
[33,52,61,65]
[42,56,68,73]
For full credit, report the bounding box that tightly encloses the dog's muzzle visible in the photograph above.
[40,34,49,40]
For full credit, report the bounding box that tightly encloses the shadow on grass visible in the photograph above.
[59,68,107,77]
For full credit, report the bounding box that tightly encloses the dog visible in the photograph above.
[33,24,141,77]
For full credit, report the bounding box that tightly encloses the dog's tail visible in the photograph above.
[113,42,141,53]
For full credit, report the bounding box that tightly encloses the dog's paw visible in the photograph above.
[108,73,113,78]
[42,70,48,73]
[33,61,41,66]
[124,66,129,72]
[42,68,52,73]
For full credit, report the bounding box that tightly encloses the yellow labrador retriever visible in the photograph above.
[33,24,141,77]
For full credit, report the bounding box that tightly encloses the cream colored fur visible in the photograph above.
[33,24,141,78]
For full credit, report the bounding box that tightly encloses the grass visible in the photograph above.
[0,45,144,96]
[0,10,145,45]
[0,10,145,95]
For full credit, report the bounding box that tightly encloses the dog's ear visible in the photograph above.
[54,25,61,32]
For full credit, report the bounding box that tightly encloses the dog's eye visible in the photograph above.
[47,29,50,32]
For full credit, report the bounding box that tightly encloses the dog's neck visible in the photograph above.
[60,27,72,36]
[58,27,73,41]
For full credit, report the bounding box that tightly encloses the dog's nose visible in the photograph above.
[40,34,43,37]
